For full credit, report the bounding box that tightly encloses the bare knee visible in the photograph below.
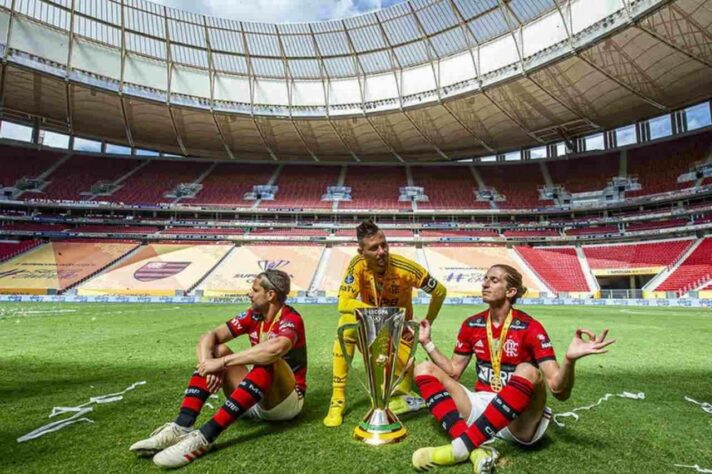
[514,362,539,384]
[414,360,438,377]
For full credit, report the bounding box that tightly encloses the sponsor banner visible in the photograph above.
[592,267,664,276]
[1,295,709,307]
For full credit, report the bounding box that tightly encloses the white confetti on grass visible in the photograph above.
[674,465,712,473]
[684,396,712,414]
[553,391,645,427]
[17,381,147,443]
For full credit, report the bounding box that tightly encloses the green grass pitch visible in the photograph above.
[1,303,710,473]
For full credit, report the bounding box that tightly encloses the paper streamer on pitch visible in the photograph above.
[684,396,712,415]
[17,381,146,443]
[674,465,712,473]
[552,391,645,427]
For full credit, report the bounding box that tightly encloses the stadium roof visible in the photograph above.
[0,0,710,161]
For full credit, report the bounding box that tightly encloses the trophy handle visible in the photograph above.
[337,323,372,396]
[389,320,420,397]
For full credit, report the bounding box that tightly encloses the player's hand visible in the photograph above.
[205,373,223,393]
[402,326,414,344]
[418,319,431,345]
[565,328,615,362]
[198,357,224,377]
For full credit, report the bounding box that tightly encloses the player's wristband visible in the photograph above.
[423,341,436,353]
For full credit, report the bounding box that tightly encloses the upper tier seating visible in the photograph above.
[40,156,139,201]
[249,228,329,237]
[626,131,711,197]
[419,229,499,237]
[565,225,619,236]
[0,147,63,187]
[411,167,489,209]
[340,167,410,210]
[162,227,246,235]
[71,225,160,234]
[625,219,688,232]
[583,240,692,269]
[547,153,620,193]
[515,246,589,292]
[264,166,341,209]
[109,161,210,204]
[191,163,277,206]
[0,222,66,232]
[656,238,712,294]
[503,229,560,237]
[477,163,548,209]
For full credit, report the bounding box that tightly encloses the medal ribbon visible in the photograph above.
[259,306,284,343]
[486,309,513,392]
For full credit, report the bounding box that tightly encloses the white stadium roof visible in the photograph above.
[0,0,710,161]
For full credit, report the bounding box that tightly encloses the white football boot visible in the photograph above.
[129,422,193,456]
[153,430,212,469]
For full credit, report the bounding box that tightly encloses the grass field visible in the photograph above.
[1,303,710,473]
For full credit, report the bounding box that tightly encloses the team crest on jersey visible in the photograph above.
[389,284,399,293]
[236,311,248,320]
[344,274,355,284]
[503,339,519,357]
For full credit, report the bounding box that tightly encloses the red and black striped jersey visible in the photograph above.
[226,305,308,396]
[454,308,556,393]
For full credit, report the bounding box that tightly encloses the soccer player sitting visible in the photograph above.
[129,269,307,469]
[324,219,447,427]
[412,264,614,472]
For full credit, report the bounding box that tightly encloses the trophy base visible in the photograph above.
[352,408,408,446]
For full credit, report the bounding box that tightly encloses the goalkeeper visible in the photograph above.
[323,219,447,427]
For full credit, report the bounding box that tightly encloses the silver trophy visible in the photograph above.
[338,307,419,445]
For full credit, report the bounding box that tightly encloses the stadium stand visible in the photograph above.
[340,166,409,210]
[0,241,138,294]
[515,246,589,292]
[196,245,323,297]
[0,146,64,188]
[249,228,329,237]
[161,227,246,236]
[410,167,489,209]
[655,238,712,295]
[546,153,620,193]
[39,155,140,201]
[108,160,211,204]
[190,163,277,206]
[583,239,693,270]
[626,132,711,197]
[71,225,160,234]
[0,239,41,262]
[265,166,341,209]
[477,163,548,209]
[1,222,66,232]
[503,229,561,237]
[625,219,689,232]
[565,225,620,236]
[419,229,499,238]
[78,243,233,296]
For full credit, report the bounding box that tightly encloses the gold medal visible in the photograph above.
[486,310,513,393]
[259,307,284,343]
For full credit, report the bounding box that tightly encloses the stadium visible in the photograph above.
[0,0,710,471]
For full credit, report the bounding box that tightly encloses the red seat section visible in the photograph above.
[420,229,498,237]
[0,147,63,187]
[340,167,409,210]
[264,166,341,209]
[565,225,619,236]
[71,225,160,234]
[583,240,692,269]
[39,156,140,201]
[411,167,489,209]
[109,161,211,205]
[503,229,560,237]
[162,227,247,235]
[515,246,589,292]
[191,163,277,207]
[1,222,66,232]
[625,219,688,232]
[656,238,712,294]
[477,163,547,209]
[249,228,330,237]
[0,240,41,261]
[547,153,619,193]
[626,131,711,197]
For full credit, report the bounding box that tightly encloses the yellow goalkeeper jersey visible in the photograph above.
[338,253,440,320]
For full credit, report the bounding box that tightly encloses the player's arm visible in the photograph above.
[337,265,373,314]
[420,273,446,323]
[418,319,471,380]
[540,328,615,401]
[196,324,235,365]
[198,336,293,376]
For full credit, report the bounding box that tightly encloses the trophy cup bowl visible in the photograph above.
[338,307,419,445]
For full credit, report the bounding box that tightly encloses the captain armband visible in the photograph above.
[421,274,440,294]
